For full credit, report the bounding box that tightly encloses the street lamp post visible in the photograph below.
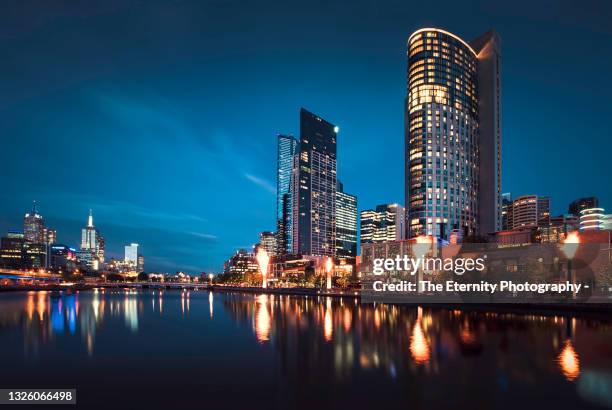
[560,232,580,300]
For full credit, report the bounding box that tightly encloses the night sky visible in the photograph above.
[1,0,611,273]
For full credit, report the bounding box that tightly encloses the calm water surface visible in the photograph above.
[0,289,611,409]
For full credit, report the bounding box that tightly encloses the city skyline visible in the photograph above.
[2,1,611,272]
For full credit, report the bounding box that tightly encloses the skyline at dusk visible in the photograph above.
[2,1,611,272]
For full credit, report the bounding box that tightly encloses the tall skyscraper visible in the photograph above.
[405,28,502,239]
[23,201,44,243]
[276,134,298,255]
[335,181,357,258]
[80,209,104,263]
[291,108,338,257]
[124,243,139,267]
[360,204,406,243]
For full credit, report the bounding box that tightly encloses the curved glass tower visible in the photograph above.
[405,28,501,239]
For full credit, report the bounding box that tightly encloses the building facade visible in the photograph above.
[509,195,550,230]
[335,182,357,258]
[258,231,278,257]
[501,192,512,230]
[276,134,298,255]
[569,197,599,217]
[360,204,406,243]
[580,208,605,231]
[405,28,502,239]
[80,209,104,264]
[124,243,139,267]
[291,108,337,257]
[23,201,44,243]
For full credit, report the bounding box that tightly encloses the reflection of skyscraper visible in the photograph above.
[406,28,502,239]
[276,134,298,255]
[335,181,357,258]
[292,108,337,257]
[23,201,44,243]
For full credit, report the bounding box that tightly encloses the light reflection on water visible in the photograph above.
[0,289,611,409]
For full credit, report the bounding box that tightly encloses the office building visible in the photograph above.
[43,227,56,245]
[406,28,502,239]
[137,255,145,272]
[80,209,104,264]
[291,108,337,257]
[510,195,550,229]
[276,134,298,255]
[580,208,605,231]
[23,201,44,243]
[501,193,512,231]
[335,181,357,258]
[360,204,405,243]
[258,231,278,257]
[0,231,25,269]
[124,243,139,267]
[569,197,599,216]
[223,249,259,276]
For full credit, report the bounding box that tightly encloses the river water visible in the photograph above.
[0,289,611,409]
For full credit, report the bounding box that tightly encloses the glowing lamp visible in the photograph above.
[560,232,580,260]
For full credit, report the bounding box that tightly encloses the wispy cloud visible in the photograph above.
[188,231,218,240]
[244,173,275,194]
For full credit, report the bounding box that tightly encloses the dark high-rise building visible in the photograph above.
[292,108,337,257]
[501,193,512,231]
[405,28,502,239]
[276,134,298,255]
[23,201,44,243]
[569,197,599,217]
[0,231,25,269]
[335,181,357,258]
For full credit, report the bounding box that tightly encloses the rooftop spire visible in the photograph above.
[88,209,93,227]
[32,200,37,214]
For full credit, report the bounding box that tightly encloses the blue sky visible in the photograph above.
[1,0,611,272]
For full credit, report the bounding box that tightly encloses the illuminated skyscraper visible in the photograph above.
[360,204,406,243]
[335,181,357,258]
[23,201,44,243]
[276,134,298,255]
[124,243,139,267]
[259,231,278,257]
[406,28,502,239]
[292,108,337,257]
[80,209,104,267]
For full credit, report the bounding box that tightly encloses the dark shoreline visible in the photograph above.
[2,283,612,318]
